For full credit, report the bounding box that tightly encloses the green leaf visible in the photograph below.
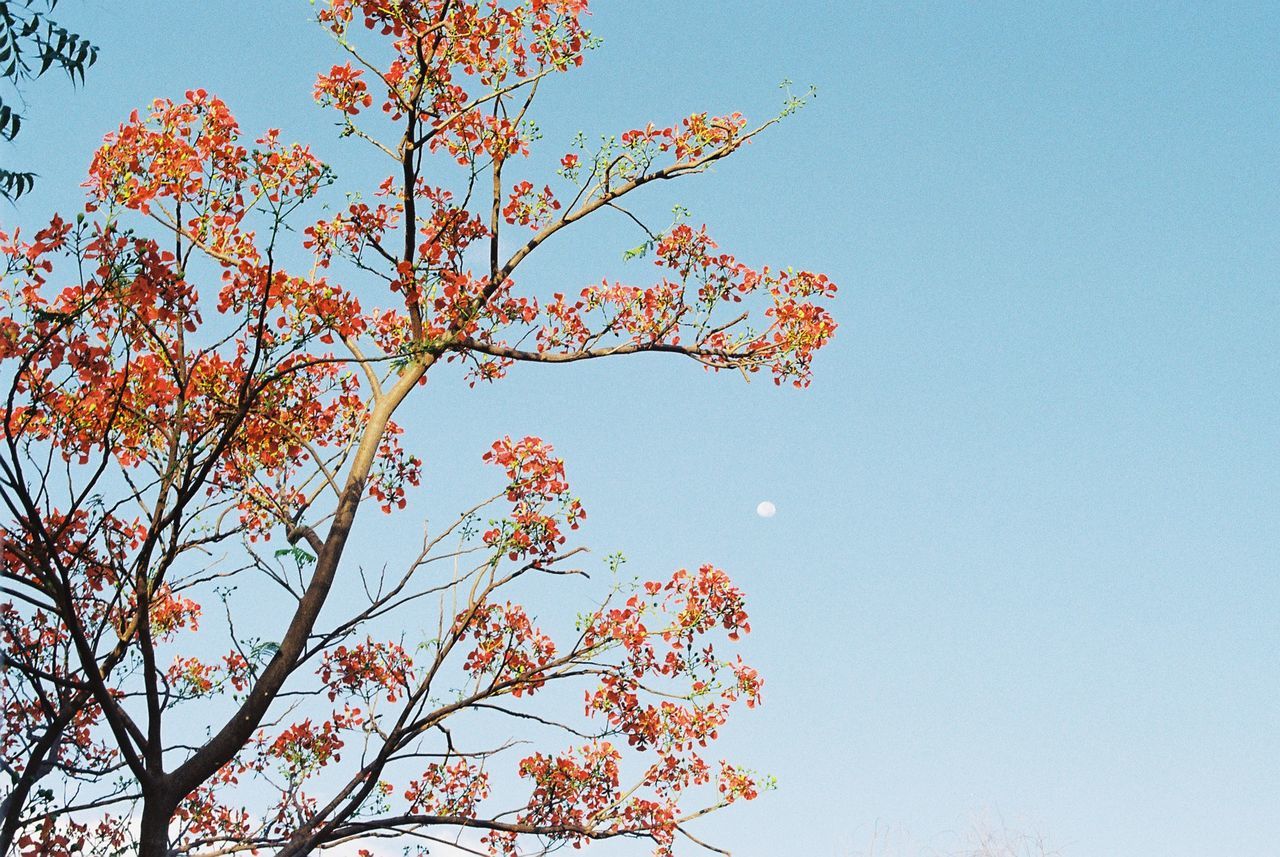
[622,241,651,261]
[274,546,316,567]
[252,641,281,664]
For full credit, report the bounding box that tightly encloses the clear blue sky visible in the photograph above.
[7,2,1279,855]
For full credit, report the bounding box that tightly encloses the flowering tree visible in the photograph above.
[0,2,836,855]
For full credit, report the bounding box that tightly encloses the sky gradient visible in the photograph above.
[6,2,1279,855]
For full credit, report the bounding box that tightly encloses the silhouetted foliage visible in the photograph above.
[0,0,98,199]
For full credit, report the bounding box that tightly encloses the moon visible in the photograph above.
[756,501,776,518]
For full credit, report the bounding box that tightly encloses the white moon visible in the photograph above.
[756,501,777,518]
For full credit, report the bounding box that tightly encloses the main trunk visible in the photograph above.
[138,793,175,857]
[142,359,435,849]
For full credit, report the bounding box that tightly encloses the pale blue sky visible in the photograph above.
[6,2,1280,856]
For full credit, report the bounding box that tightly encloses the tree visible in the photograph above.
[0,0,99,199]
[0,2,836,855]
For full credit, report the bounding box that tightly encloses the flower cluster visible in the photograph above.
[456,601,557,695]
[319,638,416,702]
[314,63,372,114]
[482,436,584,560]
[502,181,561,229]
[404,758,490,817]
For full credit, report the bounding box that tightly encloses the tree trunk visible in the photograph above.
[138,793,175,857]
